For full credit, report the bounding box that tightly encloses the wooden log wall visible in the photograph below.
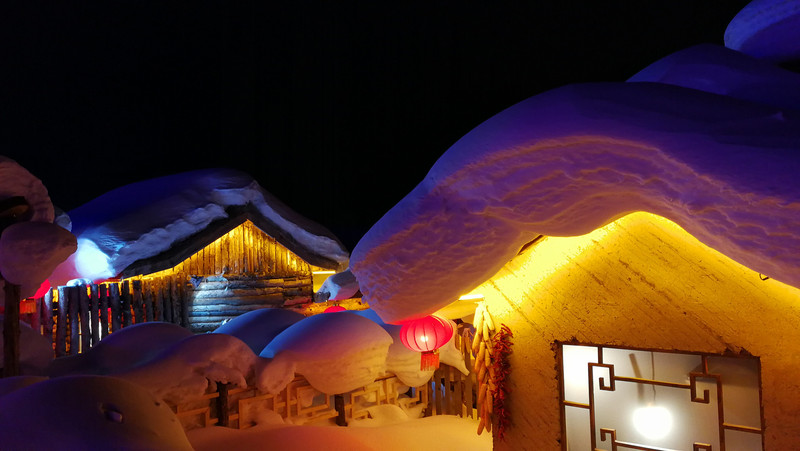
[23,271,316,353]
[148,220,313,281]
[186,274,313,332]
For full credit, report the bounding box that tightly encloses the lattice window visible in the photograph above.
[558,344,763,451]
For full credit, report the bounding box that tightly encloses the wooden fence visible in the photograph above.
[23,276,191,356]
[167,326,485,432]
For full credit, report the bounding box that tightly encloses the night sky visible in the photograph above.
[3,1,751,250]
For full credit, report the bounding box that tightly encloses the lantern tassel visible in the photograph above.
[420,350,440,371]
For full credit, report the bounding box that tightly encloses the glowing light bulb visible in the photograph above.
[420,335,428,342]
[632,405,673,440]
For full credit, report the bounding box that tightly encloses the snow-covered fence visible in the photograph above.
[167,373,431,431]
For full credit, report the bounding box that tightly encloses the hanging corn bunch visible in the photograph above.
[471,302,513,438]
[472,302,496,435]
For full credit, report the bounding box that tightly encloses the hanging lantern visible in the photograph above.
[324,305,346,313]
[399,315,454,370]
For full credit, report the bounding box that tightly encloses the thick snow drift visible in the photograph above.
[351,81,800,323]
[46,322,193,377]
[0,317,52,375]
[0,221,76,297]
[628,44,800,111]
[258,312,392,394]
[0,375,193,451]
[48,168,349,285]
[724,0,800,63]
[213,308,305,354]
[0,156,54,223]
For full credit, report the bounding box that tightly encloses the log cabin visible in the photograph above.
[47,168,350,332]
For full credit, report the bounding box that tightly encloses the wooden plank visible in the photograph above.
[133,280,144,324]
[43,288,54,345]
[90,285,100,347]
[144,280,154,322]
[121,280,132,327]
[3,282,21,376]
[154,278,165,322]
[78,286,90,352]
[109,283,121,332]
[99,284,109,339]
[463,329,474,418]
[163,278,173,323]
[170,276,180,326]
[55,286,67,357]
[452,364,463,417]
[442,365,452,415]
[67,286,80,355]
[180,279,190,327]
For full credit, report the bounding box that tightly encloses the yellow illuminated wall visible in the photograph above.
[465,212,800,450]
[146,220,312,279]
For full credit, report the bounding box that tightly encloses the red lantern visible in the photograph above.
[324,305,346,313]
[399,315,454,370]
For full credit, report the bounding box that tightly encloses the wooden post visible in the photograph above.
[170,276,180,326]
[132,280,143,324]
[163,278,173,323]
[99,284,109,339]
[67,286,80,355]
[463,329,474,419]
[180,278,189,328]
[121,280,132,327]
[142,280,156,323]
[90,285,100,347]
[43,288,54,347]
[110,283,121,332]
[334,394,347,426]
[56,286,68,357]
[3,281,21,377]
[79,286,90,352]
[216,382,230,427]
[155,278,165,322]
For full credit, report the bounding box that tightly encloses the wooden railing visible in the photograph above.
[167,373,431,430]
[168,326,483,432]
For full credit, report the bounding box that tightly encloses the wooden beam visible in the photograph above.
[2,280,20,377]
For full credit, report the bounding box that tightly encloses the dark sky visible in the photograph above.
[2,1,750,250]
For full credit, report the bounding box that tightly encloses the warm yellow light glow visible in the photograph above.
[312,270,336,275]
[420,335,429,342]
[632,405,673,439]
[458,293,484,301]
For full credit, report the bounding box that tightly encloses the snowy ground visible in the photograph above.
[188,413,491,451]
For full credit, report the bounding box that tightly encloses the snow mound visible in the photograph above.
[0,375,193,450]
[0,156,54,223]
[382,322,435,387]
[317,268,361,301]
[258,312,392,394]
[115,333,259,404]
[48,168,349,285]
[213,308,305,354]
[343,310,467,386]
[0,222,76,298]
[628,44,800,111]
[0,316,53,375]
[725,0,800,63]
[351,82,800,322]
[47,322,193,377]
[0,375,48,397]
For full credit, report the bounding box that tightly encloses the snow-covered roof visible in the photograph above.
[351,50,800,323]
[724,0,800,63]
[48,168,349,285]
